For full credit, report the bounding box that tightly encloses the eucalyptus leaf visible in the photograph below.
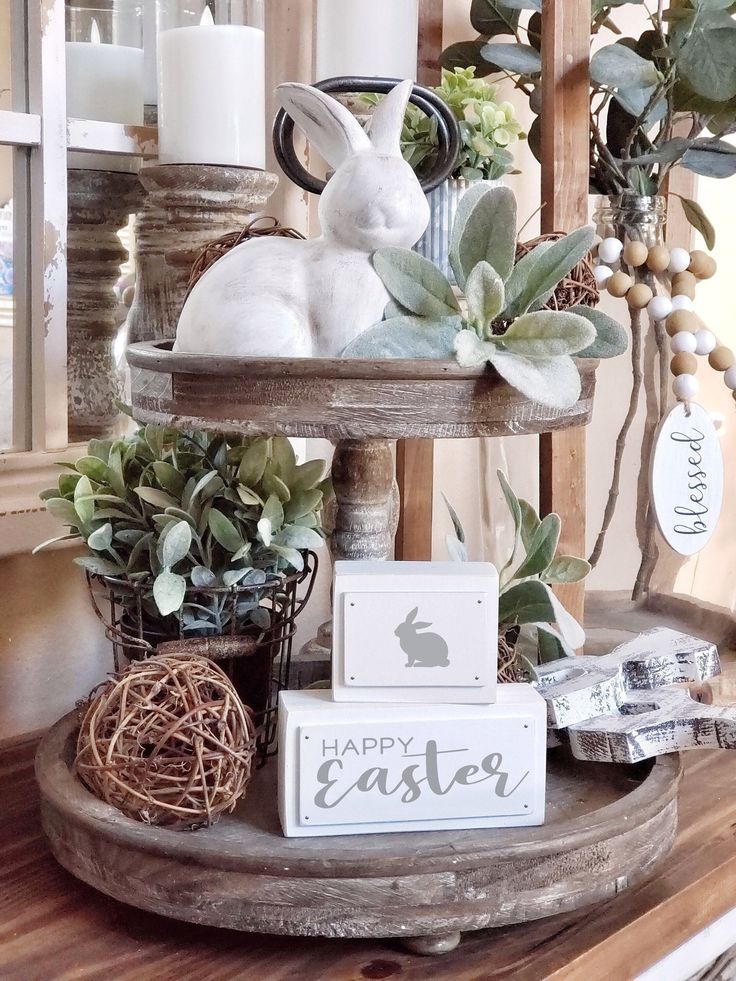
[341,316,460,360]
[153,571,187,616]
[507,226,595,317]
[622,137,691,167]
[681,139,736,178]
[441,40,498,77]
[501,0,540,9]
[486,348,583,410]
[162,520,192,568]
[502,311,595,359]
[208,509,244,552]
[481,42,541,75]
[567,306,629,359]
[675,18,736,103]
[465,262,506,329]
[512,513,560,579]
[589,43,661,88]
[470,0,520,36]
[373,249,460,318]
[674,195,716,250]
[543,555,591,584]
[450,184,517,288]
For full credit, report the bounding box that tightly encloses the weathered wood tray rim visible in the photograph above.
[37,713,681,879]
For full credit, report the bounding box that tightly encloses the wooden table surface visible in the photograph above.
[1,735,735,981]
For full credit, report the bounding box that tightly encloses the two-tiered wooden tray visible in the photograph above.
[36,344,682,953]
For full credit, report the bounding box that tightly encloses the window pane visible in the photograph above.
[0,2,24,113]
[0,146,22,453]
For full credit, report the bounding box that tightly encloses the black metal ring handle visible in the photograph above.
[273,76,460,196]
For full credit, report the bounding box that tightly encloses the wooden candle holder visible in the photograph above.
[126,164,278,344]
[67,169,144,440]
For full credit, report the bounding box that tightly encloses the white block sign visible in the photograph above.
[332,561,499,703]
[650,402,723,556]
[278,687,546,838]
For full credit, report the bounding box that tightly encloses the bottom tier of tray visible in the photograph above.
[36,712,681,952]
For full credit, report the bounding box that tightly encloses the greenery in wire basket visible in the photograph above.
[362,67,525,181]
[445,470,590,675]
[343,183,628,409]
[441,0,736,246]
[36,420,330,632]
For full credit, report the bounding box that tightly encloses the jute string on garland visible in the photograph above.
[75,654,256,829]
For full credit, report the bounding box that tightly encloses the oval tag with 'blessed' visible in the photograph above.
[650,402,724,556]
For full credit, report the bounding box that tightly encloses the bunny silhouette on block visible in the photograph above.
[395,607,451,668]
[174,79,430,359]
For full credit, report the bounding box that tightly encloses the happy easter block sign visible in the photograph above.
[332,561,499,703]
[278,687,546,838]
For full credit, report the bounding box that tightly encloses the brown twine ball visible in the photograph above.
[186,216,306,298]
[515,232,599,311]
[75,654,256,829]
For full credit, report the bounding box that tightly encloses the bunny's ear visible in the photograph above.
[276,83,371,170]
[413,621,432,629]
[406,607,418,623]
[368,79,414,156]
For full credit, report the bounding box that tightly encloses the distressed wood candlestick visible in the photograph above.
[126,164,279,344]
[67,169,144,440]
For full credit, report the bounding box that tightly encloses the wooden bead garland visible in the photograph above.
[593,236,733,407]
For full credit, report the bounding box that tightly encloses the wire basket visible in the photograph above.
[85,551,318,762]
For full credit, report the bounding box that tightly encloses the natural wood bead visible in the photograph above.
[689,251,717,280]
[647,245,670,273]
[607,271,633,298]
[626,283,653,309]
[665,310,699,336]
[671,271,697,299]
[623,241,648,268]
[709,345,735,372]
[670,353,698,376]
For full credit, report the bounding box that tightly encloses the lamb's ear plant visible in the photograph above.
[35,421,330,632]
[445,470,591,677]
[343,184,628,410]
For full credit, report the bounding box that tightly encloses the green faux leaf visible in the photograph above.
[499,579,555,625]
[373,249,460,319]
[501,241,556,317]
[74,476,95,526]
[519,499,541,551]
[441,492,466,545]
[292,460,327,492]
[675,16,736,103]
[46,497,80,527]
[454,329,500,367]
[621,137,692,168]
[145,424,166,459]
[74,555,123,577]
[507,226,595,317]
[87,439,112,463]
[162,520,192,568]
[271,437,297,478]
[237,485,264,507]
[262,467,292,503]
[501,311,595,359]
[543,555,591,584]
[341,316,461,360]
[238,439,268,486]
[258,494,285,547]
[134,486,179,510]
[87,523,113,552]
[589,42,661,88]
[75,456,110,484]
[486,348,583,410]
[537,625,574,663]
[470,0,520,35]
[450,184,517,288]
[542,583,586,648]
[446,534,468,563]
[153,461,186,496]
[465,262,506,329]
[284,489,323,523]
[512,513,560,579]
[681,138,736,179]
[208,509,244,552]
[106,448,126,499]
[480,42,541,75]
[497,470,522,561]
[191,565,216,588]
[569,306,629,359]
[273,525,324,550]
[153,571,187,616]
[269,545,305,572]
[673,195,716,250]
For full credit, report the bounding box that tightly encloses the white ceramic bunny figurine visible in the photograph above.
[174,79,430,359]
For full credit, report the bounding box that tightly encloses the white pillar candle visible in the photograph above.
[66,20,144,172]
[315,0,419,81]
[143,2,158,107]
[158,7,265,168]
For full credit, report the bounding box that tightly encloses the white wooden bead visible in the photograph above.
[724,365,736,391]
[648,295,673,322]
[667,247,691,274]
[671,295,695,312]
[673,373,699,401]
[594,264,614,285]
[694,329,717,356]
[670,332,697,354]
[597,237,623,264]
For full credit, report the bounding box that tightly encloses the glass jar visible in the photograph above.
[66,2,144,171]
[157,0,266,168]
[593,193,667,251]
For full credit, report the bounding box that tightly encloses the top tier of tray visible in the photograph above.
[127,341,597,441]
